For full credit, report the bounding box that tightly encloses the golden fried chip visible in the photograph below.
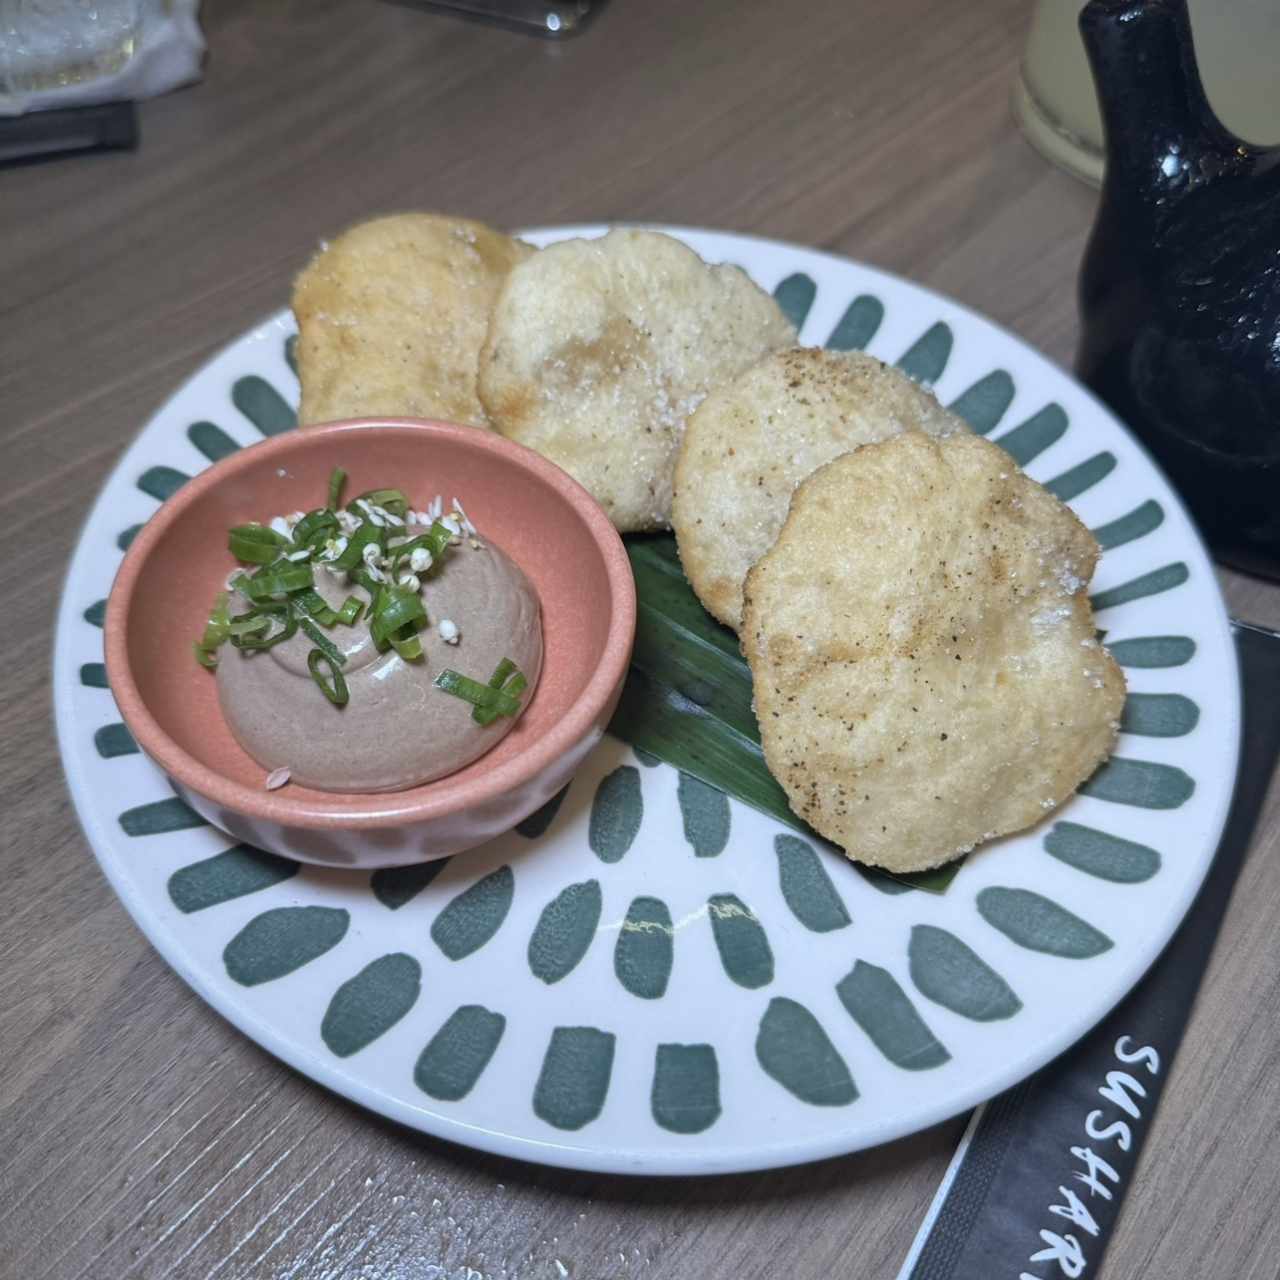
[292,213,531,428]
[672,347,965,629]
[741,431,1126,873]
[477,229,795,531]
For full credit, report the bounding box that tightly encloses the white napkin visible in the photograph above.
[0,0,205,117]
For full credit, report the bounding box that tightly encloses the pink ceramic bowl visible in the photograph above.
[104,420,636,869]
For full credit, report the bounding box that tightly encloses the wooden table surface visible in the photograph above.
[3,1,1279,1277]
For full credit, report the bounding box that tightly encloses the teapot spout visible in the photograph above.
[1080,0,1249,205]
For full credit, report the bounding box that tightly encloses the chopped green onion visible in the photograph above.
[230,605,296,650]
[197,588,232,660]
[487,657,517,689]
[335,595,364,625]
[298,614,346,668]
[227,614,271,638]
[349,565,382,595]
[296,589,338,627]
[242,560,315,601]
[355,488,408,519]
[332,519,384,572]
[308,648,349,705]
[292,508,338,548]
[194,641,219,669]
[229,523,292,564]
[370,585,427,650]
[434,669,522,718]
[474,662,528,725]
[327,466,346,510]
[389,624,423,661]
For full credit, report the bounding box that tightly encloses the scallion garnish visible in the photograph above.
[473,659,528,725]
[389,625,423,661]
[227,614,271,638]
[242,560,315,601]
[487,657,517,689]
[228,524,292,564]
[308,649,349,706]
[298,614,346,668]
[434,660,527,724]
[230,604,296,650]
[194,592,231,667]
[335,595,364,625]
[198,468,474,706]
[296,588,338,627]
[292,508,338,548]
[369,585,427,651]
[355,488,408,519]
[332,519,384,572]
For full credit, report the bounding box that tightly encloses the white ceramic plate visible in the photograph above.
[54,226,1240,1174]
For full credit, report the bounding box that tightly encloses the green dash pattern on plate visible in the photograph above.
[119,796,206,836]
[188,421,241,462]
[321,953,421,1057]
[614,896,674,1000]
[1091,562,1189,611]
[708,893,774,988]
[1044,451,1116,501]
[415,1006,506,1102]
[993,403,1067,466]
[589,766,643,863]
[774,835,851,933]
[371,859,451,910]
[1044,822,1161,883]
[756,997,857,1106]
[223,906,349,986]
[233,375,296,435]
[516,783,571,838]
[977,887,1113,959]
[1120,692,1200,737]
[137,465,188,501]
[652,1044,721,1134]
[94,723,137,758]
[534,1027,616,1130]
[1079,757,1194,808]
[909,925,1021,1021]
[825,294,884,351]
[1107,635,1196,668]
[948,370,1014,433]
[773,273,816,331]
[678,773,730,857]
[80,662,108,688]
[836,961,950,1070]
[1092,500,1164,551]
[168,844,298,912]
[431,866,514,960]
[896,321,952,384]
[528,879,603,984]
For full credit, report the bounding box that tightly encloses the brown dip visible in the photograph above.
[216,539,541,792]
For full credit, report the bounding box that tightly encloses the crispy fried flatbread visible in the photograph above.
[293,214,530,428]
[673,347,965,629]
[477,229,795,531]
[741,430,1125,873]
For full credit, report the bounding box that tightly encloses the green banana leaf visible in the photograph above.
[606,534,964,894]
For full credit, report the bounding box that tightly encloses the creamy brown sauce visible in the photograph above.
[216,539,541,792]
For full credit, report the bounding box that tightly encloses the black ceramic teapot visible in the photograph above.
[1076,0,1280,579]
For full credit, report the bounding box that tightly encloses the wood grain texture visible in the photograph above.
[1,0,1278,1277]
